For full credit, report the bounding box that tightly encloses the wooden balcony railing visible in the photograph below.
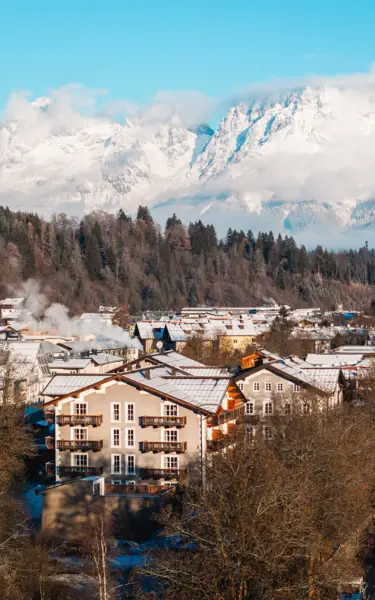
[140,416,187,428]
[57,440,103,452]
[208,405,245,427]
[56,415,103,427]
[139,468,187,480]
[59,466,103,477]
[139,441,187,453]
[104,483,174,495]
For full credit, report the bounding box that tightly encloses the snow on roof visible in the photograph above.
[335,346,375,354]
[91,353,123,365]
[150,350,205,368]
[42,375,109,397]
[182,366,230,377]
[135,322,164,339]
[270,359,340,393]
[49,358,91,370]
[0,298,24,306]
[0,341,42,363]
[305,353,365,367]
[124,370,229,413]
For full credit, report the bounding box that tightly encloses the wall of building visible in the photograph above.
[55,380,203,485]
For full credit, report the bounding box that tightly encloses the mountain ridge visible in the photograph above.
[1,84,375,238]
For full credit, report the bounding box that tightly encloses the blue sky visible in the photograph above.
[0,0,374,110]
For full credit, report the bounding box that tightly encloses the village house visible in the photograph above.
[42,351,246,498]
[234,353,346,442]
[48,353,124,375]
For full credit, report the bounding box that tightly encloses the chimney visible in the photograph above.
[226,324,233,331]
[171,367,177,376]
[144,368,151,380]
[239,323,245,330]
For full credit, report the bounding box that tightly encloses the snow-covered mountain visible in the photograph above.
[2,85,375,240]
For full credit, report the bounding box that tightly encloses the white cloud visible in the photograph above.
[2,67,375,246]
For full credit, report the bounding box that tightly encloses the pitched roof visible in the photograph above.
[42,375,109,397]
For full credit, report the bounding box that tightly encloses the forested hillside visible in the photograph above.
[0,204,373,313]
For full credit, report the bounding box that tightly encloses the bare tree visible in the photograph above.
[133,402,375,600]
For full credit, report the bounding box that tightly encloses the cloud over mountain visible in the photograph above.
[2,67,375,244]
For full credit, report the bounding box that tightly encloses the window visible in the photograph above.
[238,382,244,392]
[264,402,273,416]
[73,427,87,441]
[245,401,254,415]
[111,428,121,448]
[164,456,178,470]
[293,384,301,392]
[125,454,136,475]
[253,382,260,392]
[125,479,136,486]
[164,403,178,417]
[111,480,122,485]
[277,382,284,392]
[74,403,87,415]
[303,403,310,415]
[111,403,120,422]
[73,454,88,467]
[125,403,135,423]
[284,403,291,415]
[111,454,121,474]
[164,429,178,442]
[245,426,255,444]
[263,426,273,440]
[125,428,135,448]
[265,382,272,392]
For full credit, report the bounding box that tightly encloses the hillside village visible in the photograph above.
[1,297,375,598]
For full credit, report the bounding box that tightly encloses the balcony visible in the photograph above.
[57,440,103,452]
[208,405,245,427]
[139,468,187,480]
[140,416,187,428]
[139,441,187,453]
[104,483,175,495]
[56,415,103,427]
[59,465,103,477]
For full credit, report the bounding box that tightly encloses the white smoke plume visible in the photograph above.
[16,280,142,350]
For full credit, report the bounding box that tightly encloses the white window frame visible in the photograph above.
[72,453,88,467]
[164,455,178,470]
[293,384,301,392]
[111,427,121,448]
[111,402,121,422]
[111,454,122,475]
[263,401,273,416]
[277,382,284,392]
[237,381,244,392]
[164,429,178,443]
[71,400,87,415]
[125,479,136,485]
[284,402,291,415]
[111,480,122,485]
[125,454,136,475]
[265,382,272,392]
[163,402,178,417]
[263,426,273,440]
[71,426,88,441]
[253,382,260,392]
[125,427,136,448]
[125,402,135,423]
[245,401,254,415]
[245,425,255,445]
